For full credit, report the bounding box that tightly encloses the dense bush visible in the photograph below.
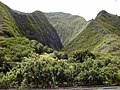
[72,50,95,62]
[0,37,54,62]
[0,37,120,89]
[0,54,120,88]
[0,57,75,88]
[53,51,68,59]
[0,37,54,74]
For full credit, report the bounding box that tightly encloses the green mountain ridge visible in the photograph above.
[45,12,87,46]
[0,2,63,50]
[63,10,120,55]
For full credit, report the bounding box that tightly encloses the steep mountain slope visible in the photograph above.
[0,2,21,37]
[64,10,120,55]
[0,2,63,50]
[45,12,87,46]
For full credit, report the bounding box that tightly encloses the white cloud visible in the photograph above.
[1,0,120,20]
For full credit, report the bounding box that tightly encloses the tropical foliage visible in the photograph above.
[0,50,120,88]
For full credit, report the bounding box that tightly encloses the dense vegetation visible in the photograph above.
[0,48,120,89]
[0,1,120,89]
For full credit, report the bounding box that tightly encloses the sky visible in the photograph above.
[0,0,120,20]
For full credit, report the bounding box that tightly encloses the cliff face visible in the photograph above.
[10,10,63,50]
[0,2,63,50]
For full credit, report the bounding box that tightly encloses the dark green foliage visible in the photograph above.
[0,62,12,74]
[34,43,44,54]
[53,51,68,59]
[72,50,95,63]
[0,50,5,67]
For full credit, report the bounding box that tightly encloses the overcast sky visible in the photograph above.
[1,0,120,20]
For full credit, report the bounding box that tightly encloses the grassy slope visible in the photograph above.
[0,2,21,37]
[64,11,120,55]
[45,12,87,46]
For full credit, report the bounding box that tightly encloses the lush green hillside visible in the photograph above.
[64,10,120,55]
[1,1,120,89]
[11,11,63,50]
[0,2,63,50]
[0,2,21,37]
[45,12,87,46]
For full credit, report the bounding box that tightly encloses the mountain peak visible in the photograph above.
[98,10,108,15]
[95,10,109,19]
[97,10,108,17]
